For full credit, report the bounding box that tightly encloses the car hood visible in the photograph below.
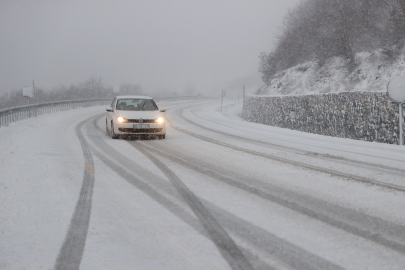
[116,110,162,120]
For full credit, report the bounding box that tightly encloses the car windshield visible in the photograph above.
[116,98,158,111]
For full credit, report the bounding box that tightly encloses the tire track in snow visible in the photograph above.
[132,142,255,270]
[167,108,405,193]
[176,104,405,176]
[188,104,404,166]
[139,141,405,255]
[90,115,342,270]
[54,118,95,270]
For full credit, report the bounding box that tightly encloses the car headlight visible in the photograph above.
[155,117,164,124]
[117,116,127,123]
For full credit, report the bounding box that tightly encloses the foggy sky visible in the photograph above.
[0,0,300,96]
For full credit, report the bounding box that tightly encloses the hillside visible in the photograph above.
[256,48,405,96]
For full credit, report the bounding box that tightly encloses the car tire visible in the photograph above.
[106,119,109,135]
[159,134,166,139]
[111,123,119,139]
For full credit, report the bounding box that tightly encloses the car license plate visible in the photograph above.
[133,124,150,129]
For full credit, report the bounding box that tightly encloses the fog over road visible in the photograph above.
[1,99,405,270]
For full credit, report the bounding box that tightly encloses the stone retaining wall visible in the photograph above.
[242,92,404,145]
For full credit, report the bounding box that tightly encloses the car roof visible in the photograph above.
[115,95,153,99]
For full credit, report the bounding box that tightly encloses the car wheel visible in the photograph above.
[105,119,109,135]
[111,123,119,139]
[159,134,166,139]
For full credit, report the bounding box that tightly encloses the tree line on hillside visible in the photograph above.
[0,77,144,109]
[259,0,405,84]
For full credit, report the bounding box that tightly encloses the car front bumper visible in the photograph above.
[114,122,166,135]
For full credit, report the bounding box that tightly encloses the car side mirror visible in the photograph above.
[106,108,113,112]
[160,109,166,112]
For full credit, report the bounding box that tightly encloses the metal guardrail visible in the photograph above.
[0,99,111,128]
[0,96,204,128]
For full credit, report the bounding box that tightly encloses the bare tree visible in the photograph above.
[258,0,405,83]
[118,83,143,96]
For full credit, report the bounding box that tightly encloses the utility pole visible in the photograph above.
[221,89,223,111]
[221,89,227,111]
[28,79,35,105]
[398,102,404,145]
[243,85,245,104]
[387,76,405,145]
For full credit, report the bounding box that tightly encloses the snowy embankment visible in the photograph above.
[0,107,95,269]
[258,49,405,96]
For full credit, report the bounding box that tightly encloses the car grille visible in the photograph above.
[118,128,163,133]
[126,119,155,123]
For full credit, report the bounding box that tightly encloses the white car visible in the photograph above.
[106,95,166,139]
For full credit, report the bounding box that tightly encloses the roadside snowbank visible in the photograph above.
[0,107,102,269]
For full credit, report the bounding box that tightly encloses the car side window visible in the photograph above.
[110,98,116,110]
[152,100,159,110]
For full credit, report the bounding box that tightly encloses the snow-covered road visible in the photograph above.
[1,99,405,270]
